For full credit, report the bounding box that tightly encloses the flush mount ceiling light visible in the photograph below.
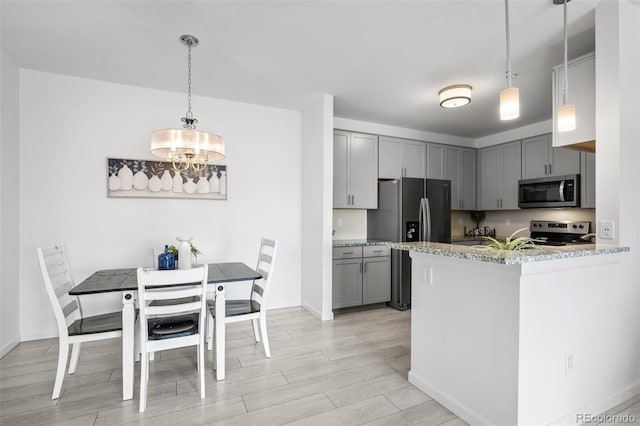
[439,85,472,108]
[500,0,520,120]
[150,34,225,172]
[555,0,576,132]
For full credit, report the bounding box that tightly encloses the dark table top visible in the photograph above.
[70,262,261,295]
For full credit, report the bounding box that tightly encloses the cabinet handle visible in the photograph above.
[545,164,548,175]
[372,250,383,253]
[364,262,367,273]
[500,198,503,208]
[549,164,552,175]
[461,199,464,209]
[342,251,354,255]
[352,194,355,205]
[497,198,500,208]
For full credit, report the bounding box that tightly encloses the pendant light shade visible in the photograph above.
[557,104,576,132]
[557,0,576,132]
[500,87,520,120]
[150,35,225,172]
[439,85,472,108]
[500,0,520,120]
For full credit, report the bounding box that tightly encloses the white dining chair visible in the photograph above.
[207,237,278,358]
[136,265,208,412]
[37,243,123,400]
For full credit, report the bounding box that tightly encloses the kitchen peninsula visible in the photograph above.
[391,242,634,426]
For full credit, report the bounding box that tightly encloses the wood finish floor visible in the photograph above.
[1,306,638,426]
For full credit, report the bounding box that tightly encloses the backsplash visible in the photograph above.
[452,208,596,238]
[332,209,367,240]
[335,208,597,241]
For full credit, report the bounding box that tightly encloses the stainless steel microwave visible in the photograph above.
[518,174,580,208]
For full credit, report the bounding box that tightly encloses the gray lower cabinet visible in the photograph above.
[332,246,390,309]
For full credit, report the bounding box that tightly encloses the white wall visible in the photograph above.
[332,209,367,240]
[1,51,21,356]
[301,94,334,321]
[474,120,552,148]
[19,70,303,340]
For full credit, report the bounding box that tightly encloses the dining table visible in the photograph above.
[70,262,261,401]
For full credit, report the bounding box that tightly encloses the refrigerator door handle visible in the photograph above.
[418,200,424,241]
[423,198,432,242]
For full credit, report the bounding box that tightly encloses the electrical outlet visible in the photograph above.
[600,220,615,239]
[337,218,343,228]
[565,352,574,374]
[424,267,433,286]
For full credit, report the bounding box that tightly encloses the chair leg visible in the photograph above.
[212,321,217,370]
[150,351,155,361]
[139,352,148,412]
[259,315,271,358]
[68,342,82,374]
[207,312,214,351]
[251,319,261,342]
[52,339,69,399]
[199,343,205,399]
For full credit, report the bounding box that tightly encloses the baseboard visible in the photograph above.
[408,370,493,426]
[0,337,20,358]
[551,379,640,425]
[302,303,333,321]
[20,329,58,342]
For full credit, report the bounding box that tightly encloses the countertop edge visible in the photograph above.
[389,242,630,265]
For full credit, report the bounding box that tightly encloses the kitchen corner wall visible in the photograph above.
[19,70,303,341]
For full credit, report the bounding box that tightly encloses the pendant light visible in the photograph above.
[500,0,520,120]
[150,35,225,172]
[556,0,576,132]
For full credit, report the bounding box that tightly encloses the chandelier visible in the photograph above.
[500,0,520,120]
[150,35,225,172]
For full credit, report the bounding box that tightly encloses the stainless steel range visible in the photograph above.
[529,220,593,246]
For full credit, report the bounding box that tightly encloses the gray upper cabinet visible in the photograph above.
[444,146,476,210]
[581,152,596,208]
[521,133,580,179]
[478,140,521,210]
[333,130,378,209]
[379,136,426,179]
[426,143,445,179]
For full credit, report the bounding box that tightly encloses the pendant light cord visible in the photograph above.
[563,0,569,105]
[505,0,513,88]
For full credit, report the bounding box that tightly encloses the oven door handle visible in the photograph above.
[559,180,565,202]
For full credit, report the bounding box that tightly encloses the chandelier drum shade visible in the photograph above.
[150,35,225,172]
[439,85,472,108]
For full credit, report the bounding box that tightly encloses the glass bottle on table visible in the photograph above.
[158,245,176,270]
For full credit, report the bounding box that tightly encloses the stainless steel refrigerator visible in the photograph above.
[367,178,451,310]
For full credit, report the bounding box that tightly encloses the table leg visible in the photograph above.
[122,291,135,400]
[215,284,225,380]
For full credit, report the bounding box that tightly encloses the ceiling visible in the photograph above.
[1,0,598,139]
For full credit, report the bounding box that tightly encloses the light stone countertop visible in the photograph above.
[389,241,630,265]
[332,239,389,248]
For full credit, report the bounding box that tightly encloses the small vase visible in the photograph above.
[160,170,173,191]
[196,177,210,194]
[183,178,197,194]
[176,237,193,270]
[172,173,184,193]
[219,171,227,196]
[133,171,149,190]
[209,173,220,193]
[118,164,133,190]
[157,245,176,270]
[148,174,162,192]
[108,173,121,191]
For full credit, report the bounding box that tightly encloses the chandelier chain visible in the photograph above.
[187,41,192,118]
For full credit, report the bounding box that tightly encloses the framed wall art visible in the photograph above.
[107,158,227,200]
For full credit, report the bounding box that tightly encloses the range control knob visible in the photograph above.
[572,224,578,229]
[579,224,584,229]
